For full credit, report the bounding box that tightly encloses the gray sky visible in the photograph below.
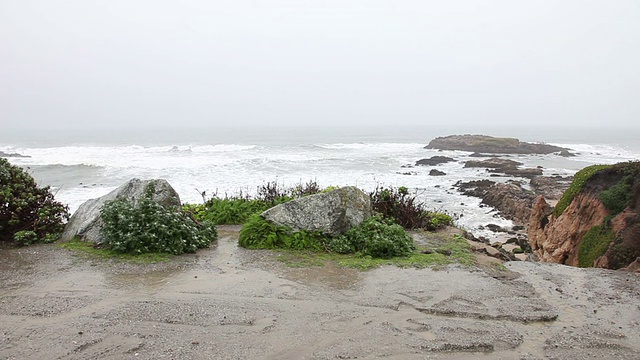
[1,0,639,130]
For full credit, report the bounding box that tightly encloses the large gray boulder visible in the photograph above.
[261,186,371,237]
[60,178,181,244]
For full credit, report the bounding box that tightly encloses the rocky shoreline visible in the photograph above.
[416,135,579,262]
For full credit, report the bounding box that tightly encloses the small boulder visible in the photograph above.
[429,169,447,176]
[60,179,181,244]
[261,186,371,237]
[415,156,455,166]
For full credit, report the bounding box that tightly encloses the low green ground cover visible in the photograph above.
[275,233,474,271]
[554,164,612,217]
[578,224,616,268]
[58,238,173,263]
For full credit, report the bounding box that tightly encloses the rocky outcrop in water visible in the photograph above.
[457,180,537,225]
[60,178,181,244]
[0,151,30,158]
[464,157,543,178]
[415,156,455,166]
[456,175,572,227]
[529,162,640,269]
[426,134,570,154]
[262,186,371,237]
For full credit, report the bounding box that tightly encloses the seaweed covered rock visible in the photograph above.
[261,186,371,237]
[60,178,181,244]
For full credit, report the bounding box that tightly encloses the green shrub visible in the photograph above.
[599,177,633,215]
[0,158,70,245]
[239,215,415,259]
[101,188,217,255]
[238,214,327,250]
[554,164,612,217]
[578,224,616,268]
[185,198,269,225]
[329,217,415,258]
[370,185,453,230]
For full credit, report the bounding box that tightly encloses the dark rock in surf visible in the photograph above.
[0,151,30,158]
[429,169,447,176]
[464,158,542,179]
[416,156,456,166]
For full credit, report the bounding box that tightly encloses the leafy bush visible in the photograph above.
[578,224,616,268]
[101,187,217,255]
[238,214,327,250]
[240,215,415,259]
[328,217,415,258]
[370,185,453,230]
[599,179,632,215]
[185,198,268,225]
[0,158,69,245]
[554,164,612,217]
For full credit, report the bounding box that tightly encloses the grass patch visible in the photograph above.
[274,234,474,271]
[554,164,612,217]
[58,239,173,264]
[489,261,508,271]
[578,224,616,268]
[185,198,274,225]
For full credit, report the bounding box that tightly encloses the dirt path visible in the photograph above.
[1,226,639,359]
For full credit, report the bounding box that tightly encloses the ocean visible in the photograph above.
[2,125,639,239]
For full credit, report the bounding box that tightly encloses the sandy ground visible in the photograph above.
[1,226,639,360]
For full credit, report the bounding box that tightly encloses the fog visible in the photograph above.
[1,0,639,130]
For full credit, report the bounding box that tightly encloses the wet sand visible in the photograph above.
[1,226,639,359]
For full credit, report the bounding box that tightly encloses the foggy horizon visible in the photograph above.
[2,1,639,131]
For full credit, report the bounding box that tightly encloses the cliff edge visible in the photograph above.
[528,162,640,270]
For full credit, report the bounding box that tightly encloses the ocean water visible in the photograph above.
[2,125,639,239]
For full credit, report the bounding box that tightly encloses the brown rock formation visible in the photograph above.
[456,176,571,227]
[528,162,640,269]
[528,194,609,265]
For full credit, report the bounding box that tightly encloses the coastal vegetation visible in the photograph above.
[183,180,320,225]
[0,158,69,245]
[275,233,473,270]
[578,224,616,268]
[598,163,639,215]
[553,164,612,217]
[100,184,217,255]
[58,238,173,263]
[215,182,458,263]
[239,214,328,251]
[370,185,453,230]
